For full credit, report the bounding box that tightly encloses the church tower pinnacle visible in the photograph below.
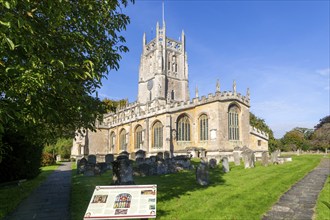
[137,4,189,105]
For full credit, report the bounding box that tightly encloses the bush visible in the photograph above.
[41,152,55,166]
[0,129,43,183]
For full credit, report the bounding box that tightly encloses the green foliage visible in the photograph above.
[0,0,134,179]
[315,175,330,219]
[43,137,72,159]
[71,155,322,220]
[0,164,59,219]
[0,125,43,183]
[310,116,330,151]
[281,130,308,151]
[315,115,330,130]
[41,152,55,166]
[250,112,279,152]
[102,98,128,113]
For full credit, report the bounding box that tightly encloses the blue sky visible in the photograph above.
[98,0,330,138]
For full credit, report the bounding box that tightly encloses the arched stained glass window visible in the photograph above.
[177,115,190,141]
[135,125,143,149]
[110,131,115,152]
[228,105,240,140]
[153,121,163,149]
[119,129,127,151]
[199,114,208,141]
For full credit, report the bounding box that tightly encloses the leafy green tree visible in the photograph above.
[281,130,309,151]
[0,0,134,180]
[250,112,279,152]
[102,98,128,113]
[310,116,330,151]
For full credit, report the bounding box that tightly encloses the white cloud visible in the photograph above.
[317,68,330,77]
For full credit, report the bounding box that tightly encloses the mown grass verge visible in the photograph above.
[71,155,322,220]
[315,164,330,220]
[0,164,59,219]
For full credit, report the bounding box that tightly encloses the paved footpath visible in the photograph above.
[4,162,72,220]
[263,158,330,220]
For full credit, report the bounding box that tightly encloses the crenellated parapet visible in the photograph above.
[249,126,269,140]
[101,89,250,128]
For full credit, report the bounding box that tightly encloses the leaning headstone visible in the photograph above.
[242,149,255,169]
[261,152,269,167]
[88,154,97,164]
[196,159,209,186]
[209,158,217,169]
[222,157,230,173]
[233,152,240,166]
[112,155,135,185]
[105,154,114,164]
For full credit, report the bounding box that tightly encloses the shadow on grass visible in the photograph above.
[133,163,226,218]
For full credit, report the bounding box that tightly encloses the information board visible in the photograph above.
[84,185,157,219]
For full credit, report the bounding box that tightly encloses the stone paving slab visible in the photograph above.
[262,158,330,220]
[4,162,72,220]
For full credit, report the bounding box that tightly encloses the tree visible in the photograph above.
[310,115,330,151]
[0,0,134,181]
[281,130,309,151]
[250,112,279,152]
[102,98,128,113]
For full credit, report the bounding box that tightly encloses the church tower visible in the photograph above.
[137,20,189,105]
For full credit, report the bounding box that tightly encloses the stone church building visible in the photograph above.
[71,20,268,161]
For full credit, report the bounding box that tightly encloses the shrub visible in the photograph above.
[41,152,55,166]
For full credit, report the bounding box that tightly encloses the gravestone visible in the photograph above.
[105,154,114,164]
[119,151,129,157]
[271,150,280,164]
[130,152,136,160]
[135,150,146,159]
[222,157,230,173]
[242,148,255,169]
[196,159,209,186]
[261,151,269,166]
[233,152,240,166]
[150,156,157,163]
[56,155,61,162]
[77,157,88,174]
[156,152,164,161]
[164,151,170,159]
[112,155,135,185]
[326,148,328,154]
[200,149,206,158]
[88,154,96,164]
[209,158,217,169]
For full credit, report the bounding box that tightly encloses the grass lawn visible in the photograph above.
[71,155,323,220]
[315,158,330,220]
[0,163,59,219]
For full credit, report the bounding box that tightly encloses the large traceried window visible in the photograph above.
[199,114,208,141]
[153,121,163,149]
[177,115,191,141]
[228,105,240,140]
[119,129,127,151]
[110,131,115,152]
[135,125,143,149]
